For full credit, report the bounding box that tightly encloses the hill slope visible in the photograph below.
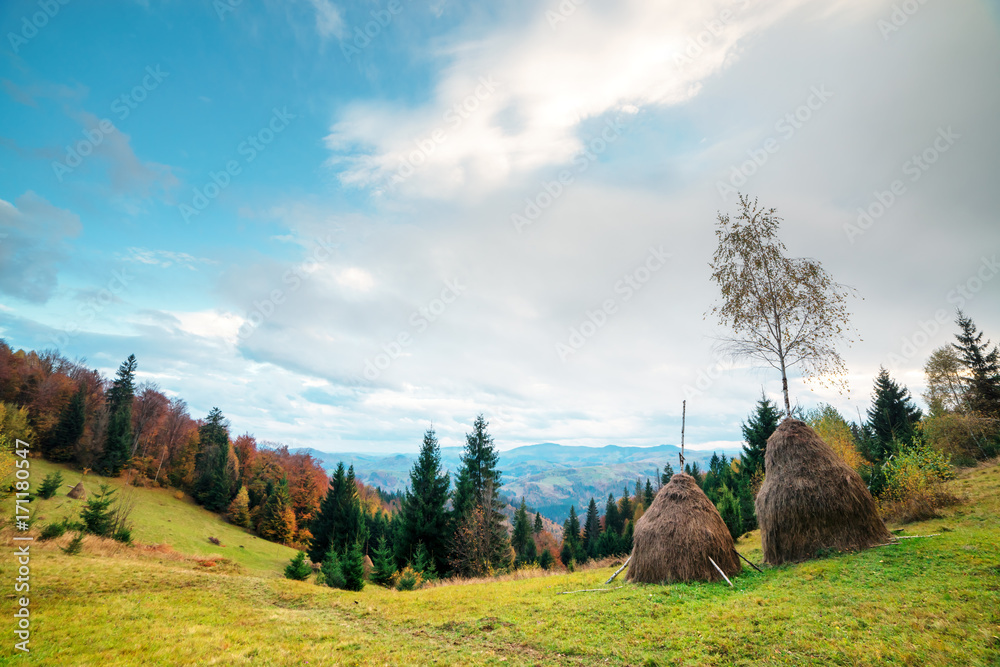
[3,458,998,665]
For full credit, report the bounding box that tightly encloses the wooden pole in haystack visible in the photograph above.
[679,400,686,470]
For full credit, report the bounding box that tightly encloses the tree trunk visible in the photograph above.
[780,362,791,417]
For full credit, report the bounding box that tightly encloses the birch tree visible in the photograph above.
[708,194,855,416]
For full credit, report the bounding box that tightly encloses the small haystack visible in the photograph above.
[67,482,87,500]
[626,473,741,584]
[363,554,374,578]
[756,419,890,565]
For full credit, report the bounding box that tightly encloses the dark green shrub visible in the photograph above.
[284,551,312,580]
[37,471,63,499]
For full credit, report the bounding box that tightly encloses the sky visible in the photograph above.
[1,0,998,454]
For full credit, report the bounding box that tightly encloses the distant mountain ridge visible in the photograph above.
[293,442,742,521]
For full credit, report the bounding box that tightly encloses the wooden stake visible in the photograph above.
[733,550,763,573]
[605,556,631,584]
[708,557,734,587]
[679,400,686,469]
[557,586,625,595]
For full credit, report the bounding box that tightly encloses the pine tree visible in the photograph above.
[604,493,622,536]
[80,484,117,537]
[449,415,510,574]
[643,479,655,507]
[660,463,675,487]
[195,408,230,506]
[227,485,251,528]
[582,498,600,558]
[99,354,137,476]
[538,548,554,570]
[47,386,86,462]
[396,429,451,574]
[741,392,781,480]
[953,311,1000,417]
[619,487,633,526]
[413,542,438,580]
[634,479,642,507]
[320,550,346,589]
[716,485,743,541]
[533,511,543,535]
[257,478,295,544]
[37,471,64,499]
[864,367,922,462]
[511,498,533,567]
[308,462,363,563]
[370,536,396,586]
[561,506,584,564]
[342,542,366,591]
[284,551,312,580]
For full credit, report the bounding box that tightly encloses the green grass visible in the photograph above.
[15,458,298,574]
[2,459,999,665]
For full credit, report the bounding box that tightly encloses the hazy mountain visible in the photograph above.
[294,442,742,521]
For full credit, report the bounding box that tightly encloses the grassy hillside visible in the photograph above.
[14,458,297,575]
[2,459,999,665]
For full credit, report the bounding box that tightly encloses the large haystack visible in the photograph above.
[756,419,890,565]
[67,482,86,500]
[626,473,741,584]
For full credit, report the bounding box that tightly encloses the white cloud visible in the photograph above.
[307,0,346,39]
[325,0,855,199]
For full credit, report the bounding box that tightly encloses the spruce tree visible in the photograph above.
[539,548,554,570]
[511,497,533,566]
[227,485,251,528]
[953,311,1000,417]
[257,478,295,544]
[660,463,675,487]
[37,471,63,499]
[582,498,600,558]
[716,485,743,541]
[371,536,397,586]
[396,428,451,573]
[533,511,543,535]
[321,550,346,589]
[561,506,583,564]
[864,367,922,462]
[604,493,622,536]
[195,408,230,505]
[450,415,510,573]
[99,354,137,476]
[740,392,781,480]
[284,551,312,580]
[342,542,366,591]
[47,386,86,463]
[643,479,655,507]
[413,542,438,580]
[308,462,363,563]
[619,488,633,526]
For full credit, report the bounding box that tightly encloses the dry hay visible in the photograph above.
[755,418,891,564]
[66,481,86,499]
[626,473,740,584]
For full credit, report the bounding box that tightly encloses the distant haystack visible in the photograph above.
[756,419,891,565]
[363,554,374,578]
[626,473,741,584]
[67,482,87,500]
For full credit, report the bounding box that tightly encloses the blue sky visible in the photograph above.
[2,0,999,453]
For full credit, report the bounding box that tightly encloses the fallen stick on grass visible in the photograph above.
[733,550,764,573]
[557,586,626,595]
[708,557,734,588]
[604,556,631,584]
[894,534,940,539]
